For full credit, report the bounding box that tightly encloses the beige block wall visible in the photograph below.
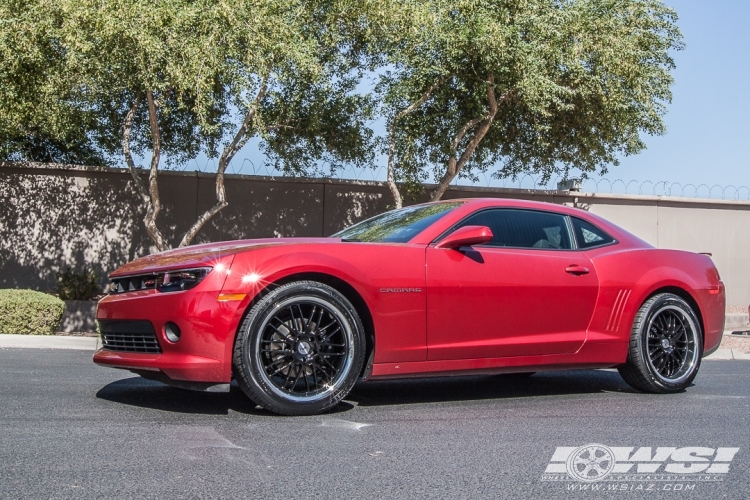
[2,163,748,308]
[583,196,750,308]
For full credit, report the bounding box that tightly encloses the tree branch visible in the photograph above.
[179,71,271,247]
[144,90,168,251]
[122,95,149,203]
[431,75,512,201]
[387,76,448,208]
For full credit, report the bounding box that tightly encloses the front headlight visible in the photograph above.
[109,267,212,294]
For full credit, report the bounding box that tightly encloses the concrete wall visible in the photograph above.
[1,162,749,308]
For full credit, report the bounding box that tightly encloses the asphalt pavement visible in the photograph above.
[0,348,748,499]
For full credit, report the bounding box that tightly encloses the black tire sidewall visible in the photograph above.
[234,281,366,415]
[636,294,703,392]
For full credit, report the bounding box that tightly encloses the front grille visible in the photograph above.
[110,274,159,293]
[99,320,162,353]
[109,268,211,295]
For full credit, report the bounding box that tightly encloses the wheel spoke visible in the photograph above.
[319,355,339,374]
[307,306,317,332]
[268,360,294,377]
[321,326,342,342]
[316,307,325,331]
[287,306,298,331]
[304,367,311,393]
[289,363,304,392]
[319,320,337,332]
[283,362,297,389]
[296,304,306,330]
[268,323,294,341]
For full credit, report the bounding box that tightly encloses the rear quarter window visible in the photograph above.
[571,217,616,249]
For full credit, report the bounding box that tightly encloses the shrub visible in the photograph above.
[0,289,65,335]
[56,267,101,301]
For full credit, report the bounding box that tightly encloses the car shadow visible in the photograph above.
[347,369,638,407]
[96,377,359,416]
[96,377,262,415]
[97,369,637,415]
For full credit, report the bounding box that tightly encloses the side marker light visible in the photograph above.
[217,293,247,302]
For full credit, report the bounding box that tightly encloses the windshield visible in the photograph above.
[332,202,464,243]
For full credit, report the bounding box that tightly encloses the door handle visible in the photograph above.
[565,265,590,275]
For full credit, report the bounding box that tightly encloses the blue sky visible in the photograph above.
[195,1,749,193]
[607,0,750,190]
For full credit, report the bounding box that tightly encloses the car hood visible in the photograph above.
[109,238,334,277]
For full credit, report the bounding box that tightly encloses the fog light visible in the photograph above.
[164,322,181,343]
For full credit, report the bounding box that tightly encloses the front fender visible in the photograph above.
[219,243,429,366]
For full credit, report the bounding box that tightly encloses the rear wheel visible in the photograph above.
[618,293,702,393]
[233,281,366,415]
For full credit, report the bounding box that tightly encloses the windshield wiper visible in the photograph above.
[340,237,362,242]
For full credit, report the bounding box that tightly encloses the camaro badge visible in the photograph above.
[380,288,422,293]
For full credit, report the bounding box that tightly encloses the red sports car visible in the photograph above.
[94,198,725,415]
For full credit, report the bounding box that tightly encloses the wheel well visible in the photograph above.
[245,272,376,377]
[645,286,705,338]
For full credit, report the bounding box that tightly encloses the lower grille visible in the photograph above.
[99,320,162,353]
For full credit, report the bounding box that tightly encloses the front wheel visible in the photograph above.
[618,293,703,393]
[233,281,366,415]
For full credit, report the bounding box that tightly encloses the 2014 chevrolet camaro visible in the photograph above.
[94,198,725,415]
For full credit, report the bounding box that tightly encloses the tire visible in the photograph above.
[618,293,703,393]
[233,281,366,416]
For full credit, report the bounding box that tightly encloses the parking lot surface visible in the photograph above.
[1,348,748,499]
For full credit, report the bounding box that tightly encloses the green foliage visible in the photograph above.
[0,1,109,164]
[0,0,376,248]
[369,0,684,202]
[1,0,685,212]
[0,0,374,171]
[56,268,101,301]
[0,289,65,335]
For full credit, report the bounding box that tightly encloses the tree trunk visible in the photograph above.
[143,91,168,251]
[178,74,270,247]
[430,75,506,202]
[122,93,168,252]
[386,77,447,209]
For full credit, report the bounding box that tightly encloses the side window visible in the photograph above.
[571,217,616,249]
[457,209,572,250]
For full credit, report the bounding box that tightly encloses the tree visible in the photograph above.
[0,1,109,165]
[374,0,684,207]
[1,0,373,251]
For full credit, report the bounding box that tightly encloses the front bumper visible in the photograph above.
[93,348,228,383]
[93,259,249,383]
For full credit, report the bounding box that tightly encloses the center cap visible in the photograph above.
[661,338,671,349]
[297,341,312,356]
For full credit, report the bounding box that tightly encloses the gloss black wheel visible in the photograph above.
[256,297,353,401]
[233,281,365,415]
[618,293,702,393]
[645,306,699,382]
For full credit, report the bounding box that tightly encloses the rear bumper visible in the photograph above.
[696,285,726,357]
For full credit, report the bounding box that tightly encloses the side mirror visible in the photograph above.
[435,225,493,249]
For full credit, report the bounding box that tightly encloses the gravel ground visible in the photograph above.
[720,334,750,353]
[55,331,99,337]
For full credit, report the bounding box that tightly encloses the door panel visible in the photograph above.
[426,246,598,360]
